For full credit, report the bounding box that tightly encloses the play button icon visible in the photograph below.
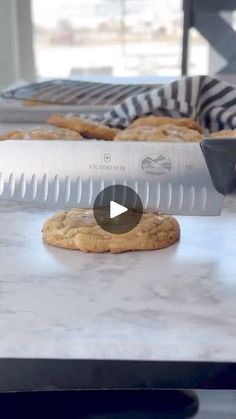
[93,185,143,234]
[110,201,128,219]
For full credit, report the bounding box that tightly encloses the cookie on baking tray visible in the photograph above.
[48,113,120,140]
[42,209,180,254]
[0,127,82,141]
[114,124,203,142]
[210,129,236,138]
[23,100,54,106]
[129,115,202,133]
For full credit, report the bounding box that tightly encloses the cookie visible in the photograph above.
[42,209,180,253]
[210,129,236,138]
[48,113,120,140]
[0,127,82,141]
[23,100,53,107]
[114,124,203,142]
[129,115,202,133]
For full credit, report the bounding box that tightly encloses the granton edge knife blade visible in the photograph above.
[0,138,234,216]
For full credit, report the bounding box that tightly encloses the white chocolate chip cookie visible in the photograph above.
[0,127,82,141]
[114,124,203,142]
[48,113,120,140]
[42,209,180,253]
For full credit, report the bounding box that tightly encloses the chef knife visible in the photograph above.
[0,138,234,215]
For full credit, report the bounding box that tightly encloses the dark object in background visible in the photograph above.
[182,0,236,76]
[201,138,236,195]
[0,390,198,419]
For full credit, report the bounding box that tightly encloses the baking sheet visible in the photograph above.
[0,79,159,123]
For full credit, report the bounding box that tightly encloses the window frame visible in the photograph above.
[0,0,35,89]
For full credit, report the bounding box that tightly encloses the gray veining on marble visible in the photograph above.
[0,195,236,362]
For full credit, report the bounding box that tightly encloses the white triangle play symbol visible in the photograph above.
[110,200,128,219]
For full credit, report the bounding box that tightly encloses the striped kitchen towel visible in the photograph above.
[101,75,236,133]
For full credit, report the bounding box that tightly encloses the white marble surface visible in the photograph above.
[0,196,236,362]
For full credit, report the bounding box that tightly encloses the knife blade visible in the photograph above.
[0,139,225,215]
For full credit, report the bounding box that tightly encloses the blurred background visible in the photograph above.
[3,0,236,88]
[32,0,197,79]
[33,0,207,79]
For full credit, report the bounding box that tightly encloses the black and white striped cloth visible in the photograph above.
[101,75,236,132]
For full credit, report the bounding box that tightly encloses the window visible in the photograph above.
[32,0,208,80]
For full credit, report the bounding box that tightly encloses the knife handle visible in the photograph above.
[200,138,236,195]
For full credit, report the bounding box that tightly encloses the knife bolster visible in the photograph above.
[200,138,236,195]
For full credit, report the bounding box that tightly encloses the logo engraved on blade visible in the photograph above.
[186,164,195,170]
[140,154,172,176]
[104,153,111,163]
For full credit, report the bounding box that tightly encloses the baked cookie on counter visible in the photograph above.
[42,209,180,254]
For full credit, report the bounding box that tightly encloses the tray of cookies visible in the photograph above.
[36,76,236,143]
[0,79,159,123]
[1,75,236,141]
[1,75,236,143]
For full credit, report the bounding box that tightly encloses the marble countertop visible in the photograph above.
[0,196,236,363]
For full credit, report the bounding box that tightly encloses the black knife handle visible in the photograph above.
[200,138,236,195]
